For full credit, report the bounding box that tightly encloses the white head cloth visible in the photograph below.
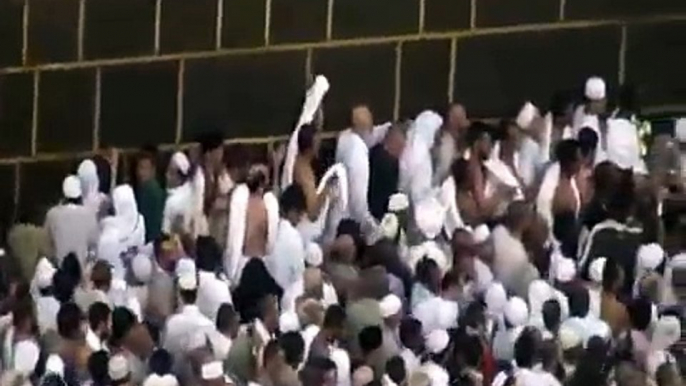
[178,273,198,291]
[175,258,196,278]
[279,311,301,333]
[201,361,224,381]
[112,184,141,235]
[400,111,443,202]
[425,329,450,354]
[62,175,82,199]
[554,258,576,283]
[414,197,446,240]
[34,257,57,289]
[77,159,100,202]
[143,374,180,386]
[131,252,153,283]
[171,152,190,175]
[485,282,508,316]
[305,242,323,267]
[388,193,409,212]
[379,294,402,318]
[637,243,665,273]
[13,340,40,376]
[380,213,400,240]
[516,102,539,130]
[559,326,582,351]
[584,77,606,100]
[108,354,130,381]
[589,257,607,284]
[504,297,529,327]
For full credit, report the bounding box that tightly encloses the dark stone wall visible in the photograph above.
[0,0,685,241]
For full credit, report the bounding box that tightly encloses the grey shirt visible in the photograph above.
[44,204,98,266]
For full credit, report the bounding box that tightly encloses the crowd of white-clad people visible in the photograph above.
[0,74,684,386]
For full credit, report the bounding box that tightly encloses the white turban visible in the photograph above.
[554,258,576,283]
[131,253,153,283]
[175,258,196,278]
[143,374,180,386]
[472,224,491,244]
[559,326,582,351]
[305,242,323,267]
[637,243,665,272]
[13,340,40,376]
[62,175,82,199]
[584,77,606,101]
[414,197,446,240]
[504,297,529,327]
[388,193,409,212]
[178,273,198,291]
[279,311,301,333]
[425,329,450,354]
[516,102,539,130]
[485,282,508,315]
[379,294,402,318]
[589,257,606,284]
[108,354,130,382]
[201,361,224,381]
[171,152,190,175]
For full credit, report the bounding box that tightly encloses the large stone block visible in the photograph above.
[85,0,155,59]
[565,0,686,20]
[476,0,560,27]
[27,0,79,64]
[222,0,265,48]
[400,39,451,119]
[332,0,418,38]
[270,0,327,43]
[160,0,216,53]
[0,0,24,67]
[424,0,471,32]
[0,73,33,157]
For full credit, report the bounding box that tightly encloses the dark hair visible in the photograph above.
[12,299,35,330]
[110,306,136,346]
[601,258,622,292]
[246,169,267,193]
[542,299,562,333]
[467,121,492,147]
[451,158,470,189]
[359,325,383,354]
[88,350,110,386]
[179,287,198,305]
[415,257,439,293]
[280,184,307,215]
[577,128,599,158]
[385,356,406,385]
[323,304,346,330]
[399,317,422,348]
[550,90,574,118]
[514,328,538,369]
[556,139,580,169]
[91,260,112,290]
[336,219,365,260]
[298,124,317,154]
[52,270,76,303]
[461,301,486,330]
[93,155,112,195]
[198,131,224,155]
[263,339,283,367]
[628,297,653,331]
[57,302,83,339]
[503,201,533,231]
[88,302,111,332]
[301,357,337,386]
[463,334,484,368]
[196,236,222,272]
[216,303,237,332]
[441,270,461,291]
[568,286,590,318]
[279,332,305,369]
[149,349,174,376]
[60,253,82,286]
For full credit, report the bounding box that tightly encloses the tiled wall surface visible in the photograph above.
[0,0,685,238]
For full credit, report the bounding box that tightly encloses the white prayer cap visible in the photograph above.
[425,329,450,354]
[414,197,446,241]
[555,258,576,283]
[589,257,607,284]
[380,213,400,240]
[652,316,681,351]
[485,282,507,315]
[13,340,40,376]
[108,354,130,381]
[528,280,553,315]
[171,151,190,175]
[131,253,153,283]
[559,326,582,351]
[175,257,196,278]
[45,354,64,376]
[504,297,528,327]
[515,102,539,130]
[62,175,82,199]
[637,243,665,272]
[472,224,490,244]
[178,273,198,291]
[143,374,180,386]
[388,193,409,212]
[279,311,301,333]
[414,111,444,143]
[34,257,57,289]
[305,242,323,268]
[584,76,606,101]
[422,241,448,274]
[379,294,402,318]
[201,361,224,380]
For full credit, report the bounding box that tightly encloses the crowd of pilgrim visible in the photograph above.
[0,74,684,386]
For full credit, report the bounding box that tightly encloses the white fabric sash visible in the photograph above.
[297,163,348,243]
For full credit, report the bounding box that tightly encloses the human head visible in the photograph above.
[88,350,110,386]
[263,339,286,377]
[216,303,240,339]
[351,104,374,134]
[258,294,280,333]
[135,151,157,184]
[467,122,493,160]
[584,76,607,115]
[279,332,305,370]
[445,103,469,137]
[178,274,198,306]
[542,299,562,333]
[12,299,36,336]
[298,124,320,158]
[301,357,337,386]
[399,317,423,352]
[280,184,307,225]
[246,164,269,193]
[62,175,83,205]
[91,260,112,292]
[602,257,624,293]
[578,127,599,163]
[61,252,82,286]
[415,257,441,295]
[358,325,383,356]
[108,354,130,386]
[451,228,477,275]
[149,348,174,376]
[57,302,85,340]
[323,304,347,342]
[550,90,575,128]
[556,139,582,176]
[503,201,534,235]
[451,158,472,191]
[199,131,225,168]
[568,286,590,318]
[440,270,463,301]
[514,328,539,369]
[498,119,521,150]
[628,297,653,332]
[385,356,407,386]
[195,236,222,273]
[88,302,112,338]
[166,151,191,189]
[383,122,407,159]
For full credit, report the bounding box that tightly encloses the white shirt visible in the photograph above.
[400,347,420,375]
[35,295,60,334]
[265,219,306,290]
[45,203,98,266]
[163,305,214,353]
[207,329,232,362]
[197,271,233,322]
[162,183,193,234]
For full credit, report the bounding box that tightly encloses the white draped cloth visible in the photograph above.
[77,159,105,215]
[265,219,306,290]
[606,116,646,173]
[296,164,349,244]
[399,111,443,204]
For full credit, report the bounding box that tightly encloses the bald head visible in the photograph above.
[446,103,469,135]
[351,105,373,134]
